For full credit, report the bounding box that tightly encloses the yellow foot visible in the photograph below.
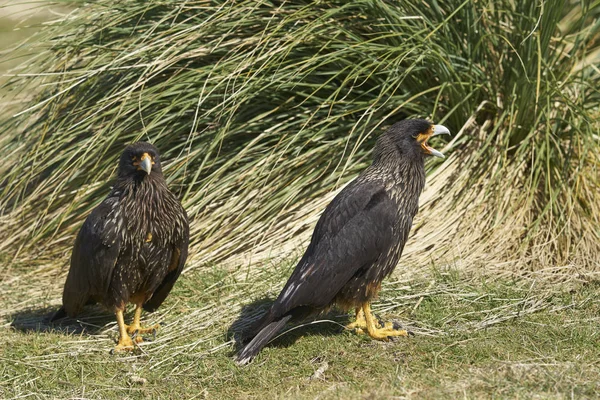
[350,320,407,339]
[366,326,409,341]
[360,303,410,341]
[126,323,160,336]
[114,334,135,352]
[346,307,367,332]
[346,319,367,331]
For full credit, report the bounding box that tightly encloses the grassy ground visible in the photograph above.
[2,254,599,399]
[0,1,598,399]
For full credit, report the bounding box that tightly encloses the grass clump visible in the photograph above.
[0,0,597,279]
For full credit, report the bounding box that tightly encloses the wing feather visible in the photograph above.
[142,211,189,312]
[272,179,398,315]
[62,196,122,316]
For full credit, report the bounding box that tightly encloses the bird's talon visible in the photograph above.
[367,328,409,341]
[126,323,159,336]
[113,336,135,353]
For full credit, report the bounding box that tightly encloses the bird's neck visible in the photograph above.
[117,173,170,201]
[371,156,426,204]
[115,170,166,188]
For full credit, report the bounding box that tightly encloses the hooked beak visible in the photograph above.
[138,153,152,175]
[419,124,450,158]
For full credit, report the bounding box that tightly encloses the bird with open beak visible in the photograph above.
[237,119,449,364]
[52,142,189,352]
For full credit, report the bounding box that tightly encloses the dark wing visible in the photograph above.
[143,210,189,312]
[62,196,122,316]
[271,179,397,317]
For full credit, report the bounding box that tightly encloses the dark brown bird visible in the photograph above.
[52,142,189,351]
[236,119,449,364]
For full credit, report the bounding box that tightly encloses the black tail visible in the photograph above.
[235,315,292,365]
[50,306,67,322]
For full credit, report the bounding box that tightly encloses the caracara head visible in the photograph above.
[379,119,450,161]
[118,141,163,178]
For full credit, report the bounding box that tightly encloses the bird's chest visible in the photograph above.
[119,193,177,245]
[137,241,172,274]
[115,197,178,268]
[130,218,175,267]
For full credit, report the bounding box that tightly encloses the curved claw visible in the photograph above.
[113,335,135,353]
[363,304,410,341]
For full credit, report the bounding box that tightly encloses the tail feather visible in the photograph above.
[50,297,94,322]
[50,306,67,322]
[235,315,292,365]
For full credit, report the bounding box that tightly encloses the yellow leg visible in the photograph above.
[346,307,367,333]
[362,303,409,341]
[114,309,135,352]
[125,304,159,343]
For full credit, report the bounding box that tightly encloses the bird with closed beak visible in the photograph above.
[52,142,189,352]
[236,119,449,364]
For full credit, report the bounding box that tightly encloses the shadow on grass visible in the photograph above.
[9,305,115,335]
[227,297,352,354]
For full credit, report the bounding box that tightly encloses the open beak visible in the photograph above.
[139,153,152,175]
[420,124,450,158]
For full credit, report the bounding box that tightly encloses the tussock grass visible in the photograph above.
[0,0,598,283]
